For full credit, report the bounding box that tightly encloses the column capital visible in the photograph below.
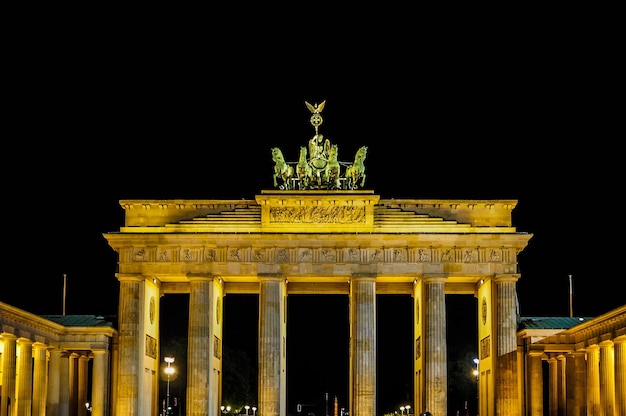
[351,273,377,280]
[422,273,447,283]
[115,273,144,282]
[257,273,285,283]
[187,273,217,282]
[493,273,521,283]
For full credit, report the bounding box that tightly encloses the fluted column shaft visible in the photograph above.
[77,354,89,416]
[350,276,376,416]
[91,350,108,416]
[59,352,70,416]
[527,351,544,416]
[586,345,600,416]
[69,353,78,416]
[615,335,626,416]
[599,340,616,416]
[423,276,446,416]
[47,348,61,416]
[31,343,47,416]
[494,275,520,416]
[565,351,586,416]
[1,333,17,416]
[258,276,287,416]
[115,275,143,416]
[557,354,566,416]
[16,338,33,416]
[548,356,558,416]
[187,276,212,416]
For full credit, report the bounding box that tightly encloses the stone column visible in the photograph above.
[527,351,543,416]
[548,355,558,416]
[60,352,71,416]
[350,275,376,416]
[77,354,90,416]
[115,274,143,416]
[614,335,626,416]
[557,354,566,415]
[494,274,520,416]
[565,351,586,416]
[423,276,446,416]
[258,275,287,416]
[599,340,616,416]
[586,345,600,416]
[16,337,33,416]
[47,348,61,416]
[70,352,78,416]
[32,342,48,416]
[187,275,212,416]
[91,350,108,416]
[1,333,17,416]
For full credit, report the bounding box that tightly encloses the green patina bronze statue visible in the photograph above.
[271,100,367,190]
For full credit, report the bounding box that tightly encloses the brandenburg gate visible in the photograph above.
[104,102,532,416]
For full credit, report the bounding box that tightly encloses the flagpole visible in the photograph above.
[568,274,573,317]
[63,273,67,316]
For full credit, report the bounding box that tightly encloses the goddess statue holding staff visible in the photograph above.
[305,100,331,170]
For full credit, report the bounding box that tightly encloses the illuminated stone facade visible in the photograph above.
[517,306,626,415]
[2,191,625,415]
[0,303,116,416]
[104,191,532,416]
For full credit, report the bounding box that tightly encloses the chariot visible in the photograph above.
[271,100,368,191]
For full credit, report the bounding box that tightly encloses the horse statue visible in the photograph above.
[295,146,312,189]
[271,147,294,189]
[323,144,341,189]
[345,145,368,190]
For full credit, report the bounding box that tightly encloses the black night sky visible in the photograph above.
[3,14,622,415]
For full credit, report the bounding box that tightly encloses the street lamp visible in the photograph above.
[473,358,479,379]
[252,406,257,415]
[221,405,231,414]
[405,405,411,415]
[245,405,250,415]
[164,356,175,415]
[400,406,405,415]
[473,358,480,414]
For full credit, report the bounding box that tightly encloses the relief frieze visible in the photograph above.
[441,248,454,262]
[252,248,265,261]
[393,248,407,262]
[181,248,198,262]
[463,248,477,263]
[204,248,217,262]
[134,248,147,262]
[130,245,508,265]
[416,248,431,262]
[369,248,383,263]
[488,249,502,262]
[298,248,312,262]
[275,248,289,263]
[319,248,337,262]
[344,248,360,262]
[269,206,366,223]
[228,248,241,261]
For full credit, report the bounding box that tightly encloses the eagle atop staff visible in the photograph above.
[305,100,326,114]
[305,100,326,134]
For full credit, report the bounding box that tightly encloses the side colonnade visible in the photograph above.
[519,306,626,415]
[0,302,117,416]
